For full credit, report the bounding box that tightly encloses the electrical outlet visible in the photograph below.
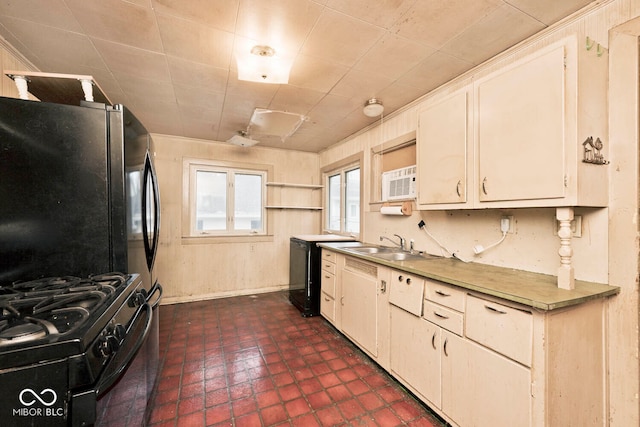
[501,215,515,234]
[554,215,582,238]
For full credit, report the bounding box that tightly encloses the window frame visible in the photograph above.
[322,153,363,238]
[183,158,271,240]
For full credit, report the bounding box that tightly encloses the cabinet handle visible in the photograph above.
[443,338,449,357]
[380,280,387,294]
[324,297,330,301]
[406,278,412,285]
[341,296,344,306]
[431,333,437,350]
[435,290,450,297]
[482,177,489,195]
[397,275,403,282]
[434,311,449,320]
[484,304,507,314]
[325,275,331,279]
[456,180,462,197]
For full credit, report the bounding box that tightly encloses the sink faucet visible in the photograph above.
[380,234,406,251]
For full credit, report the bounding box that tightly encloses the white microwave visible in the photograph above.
[382,165,416,201]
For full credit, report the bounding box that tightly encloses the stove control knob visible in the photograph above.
[95,334,120,358]
[113,324,126,341]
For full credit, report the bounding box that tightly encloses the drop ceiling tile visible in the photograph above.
[64,0,163,52]
[441,4,546,65]
[505,0,593,25]
[173,84,225,111]
[92,38,171,82]
[156,12,234,68]
[151,0,239,33]
[353,33,435,80]
[0,17,107,70]
[288,54,348,93]
[114,75,177,106]
[329,68,393,100]
[269,85,325,115]
[307,93,361,125]
[235,0,323,55]
[396,51,473,93]
[0,0,83,32]
[391,0,503,48]
[325,0,416,29]
[301,8,385,67]
[167,56,228,93]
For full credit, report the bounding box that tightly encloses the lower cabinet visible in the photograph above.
[390,306,441,406]
[322,249,608,427]
[334,254,390,368]
[441,331,531,427]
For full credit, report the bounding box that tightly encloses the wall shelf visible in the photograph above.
[266,182,323,189]
[265,205,323,210]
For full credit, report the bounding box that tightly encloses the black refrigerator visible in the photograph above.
[0,95,162,410]
[0,95,160,288]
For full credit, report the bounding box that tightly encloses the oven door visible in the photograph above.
[72,301,152,427]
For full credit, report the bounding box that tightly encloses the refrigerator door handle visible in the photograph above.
[141,151,160,272]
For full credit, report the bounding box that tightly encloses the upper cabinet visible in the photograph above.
[476,45,566,203]
[417,36,609,210]
[417,89,469,208]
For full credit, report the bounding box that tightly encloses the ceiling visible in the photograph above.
[0,0,594,152]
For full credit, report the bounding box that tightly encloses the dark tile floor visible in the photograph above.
[147,291,446,427]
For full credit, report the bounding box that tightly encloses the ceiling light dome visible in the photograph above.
[363,98,384,117]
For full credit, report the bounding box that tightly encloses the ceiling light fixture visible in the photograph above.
[236,45,293,84]
[363,98,384,117]
[227,130,259,147]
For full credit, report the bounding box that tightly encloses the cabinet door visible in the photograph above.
[417,90,468,207]
[390,306,441,407]
[476,45,565,203]
[442,331,531,427]
[341,267,378,357]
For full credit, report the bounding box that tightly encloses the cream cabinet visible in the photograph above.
[417,89,470,208]
[416,35,608,210]
[320,250,337,324]
[336,255,390,368]
[388,272,604,427]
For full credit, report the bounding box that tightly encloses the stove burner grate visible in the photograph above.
[0,273,129,347]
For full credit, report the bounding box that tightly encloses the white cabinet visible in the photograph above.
[417,89,469,208]
[390,306,442,406]
[416,36,608,210]
[325,248,609,427]
[337,255,390,367]
[441,331,531,427]
[320,250,337,324]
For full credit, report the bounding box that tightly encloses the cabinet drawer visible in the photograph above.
[321,271,336,298]
[465,294,532,367]
[424,280,465,312]
[322,250,337,263]
[389,270,424,316]
[320,292,335,324]
[321,260,336,275]
[423,301,463,336]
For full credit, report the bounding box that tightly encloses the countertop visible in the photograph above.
[318,242,620,311]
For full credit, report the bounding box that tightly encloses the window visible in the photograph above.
[325,162,361,236]
[187,161,267,236]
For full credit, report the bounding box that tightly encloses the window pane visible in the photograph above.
[196,170,227,231]
[345,168,360,233]
[328,174,341,231]
[234,173,262,230]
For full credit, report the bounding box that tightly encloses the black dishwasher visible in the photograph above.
[289,235,354,317]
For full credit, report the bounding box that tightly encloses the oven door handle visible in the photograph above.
[147,280,163,309]
[95,301,152,398]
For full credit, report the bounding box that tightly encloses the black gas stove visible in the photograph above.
[0,272,154,426]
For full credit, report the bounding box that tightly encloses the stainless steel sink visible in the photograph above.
[350,246,395,254]
[370,252,427,261]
